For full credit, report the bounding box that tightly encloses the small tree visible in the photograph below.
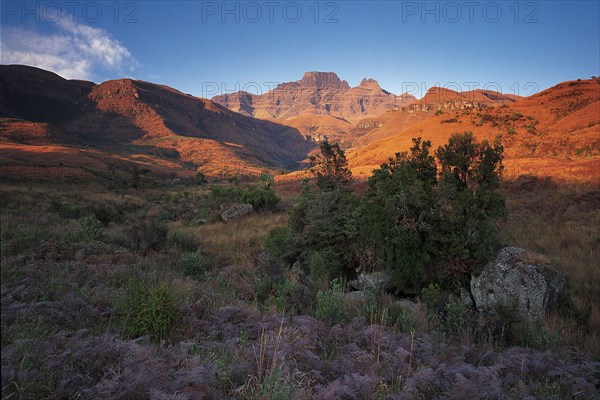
[309,141,353,191]
[358,138,439,289]
[130,166,140,189]
[433,132,506,281]
[287,143,358,281]
[259,172,274,189]
[195,172,208,185]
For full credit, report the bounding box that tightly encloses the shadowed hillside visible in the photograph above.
[1,65,314,178]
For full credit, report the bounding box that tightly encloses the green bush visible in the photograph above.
[0,221,43,256]
[79,213,104,241]
[309,250,328,283]
[358,137,438,289]
[169,231,198,252]
[295,189,358,280]
[206,186,244,208]
[315,280,348,323]
[358,134,506,290]
[179,252,211,279]
[195,172,208,185]
[421,283,441,310]
[263,226,296,264]
[49,201,81,218]
[388,306,416,333]
[309,141,353,191]
[241,186,279,210]
[117,276,183,341]
[267,278,298,313]
[125,217,167,252]
[445,302,469,337]
[258,172,274,189]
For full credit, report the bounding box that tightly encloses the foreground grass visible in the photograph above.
[500,176,600,355]
[1,179,599,399]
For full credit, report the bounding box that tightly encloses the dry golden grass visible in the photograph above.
[170,212,288,267]
[499,178,600,356]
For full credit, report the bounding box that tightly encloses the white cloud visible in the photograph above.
[0,18,137,81]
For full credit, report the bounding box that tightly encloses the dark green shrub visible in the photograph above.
[286,142,359,282]
[358,138,438,289]
[421,283,442,310]
[258,172,274,189]
[295,189,358,280]
[179,252,211,279]
[444,302,469,337]
[195,172,208,185]
[309,141,353,191]
[117,276,183,341]
[125,217,167,252]
[0,222,43,256]
[241,186,279,210]
[388,305,417,333]
[206,186,244,208]
[79,213,104,241]
[169,231,198,252]
[263,226,296,264]
[49,201,81,218]
[315,279,348,323]
[309,250,328,283]
[358,134,505,290]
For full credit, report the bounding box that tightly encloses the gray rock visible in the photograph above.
[460,288,475,308]
[470,247,566,320]
[344,291,366,302]
[258,250,273,266]
[221,203,253,222]
[349,271,394,293]
[291,260,306,278]
[395,299,418,314]
[274,203,290,213]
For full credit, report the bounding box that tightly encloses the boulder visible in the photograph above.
[460,287,475,308]
[470,247,566,320]
[221,203,253,222]
[344,291,366,302]
[349,271,394,293]
[394,299,418,314]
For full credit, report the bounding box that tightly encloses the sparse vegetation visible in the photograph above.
[1,161,598,398]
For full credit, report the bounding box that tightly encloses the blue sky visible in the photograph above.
[1,1,599,99]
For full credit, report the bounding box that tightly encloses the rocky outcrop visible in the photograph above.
[407,86,521,113]
[349,271,394,293]
[299,71,350,90]
[213,71,416,121]
[221,203,253,222]
[470,247,566,320]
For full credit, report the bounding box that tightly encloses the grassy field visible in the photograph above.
[1,178,598,399]
[499,176,600,356]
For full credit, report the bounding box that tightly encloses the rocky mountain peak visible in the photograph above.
[299,71,350,90]
[359,78,381,89]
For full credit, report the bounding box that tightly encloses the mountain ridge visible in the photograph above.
[212,71,416,122]
[0,64,314,178]
[2,65,598,183]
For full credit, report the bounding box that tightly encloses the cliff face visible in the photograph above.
[212,71,417,122]
[298,71,350,90]
[409,87,522,112]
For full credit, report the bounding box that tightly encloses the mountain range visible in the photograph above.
[1,65,598,182]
